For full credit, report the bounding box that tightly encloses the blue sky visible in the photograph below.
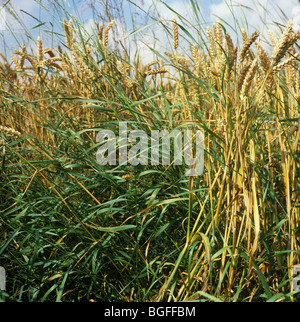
[0,0,299,61]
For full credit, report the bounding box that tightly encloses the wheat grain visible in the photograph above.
[104,20,115,47]
[271,20,293,64]
[237,62,251,91]
[190,45,206,78]
[63,19,74,48]
[40,57,62,65]
[239,30,259,64]
[241,29,248,42]
[0,125,21,137]
[177,56,192,68]
[172,17,178,50]
[272,53,299,74]
[256,43,271,75]
[98,23,104,42]
[216,117,226,138]
[226,32,235,59]
[11,53,21,71]
[214,22,224,57]
[206,26,214,43]
[206,26,218,61]
[37,36,43,63]
[268,29,277,47]
[145,60,160,73]
[0,53,9,66]
[208,66,221,77]
[287,29,300,49]
[286,64,295,90]
[43,48,56,58]
[296,70,300,97]
[216,23,223,45]
[122,174,133,180]
[223,32,237,77]
[15,45,26,70]
[109,52,119,76]
[240,58,258,97]
[145,67,169,75]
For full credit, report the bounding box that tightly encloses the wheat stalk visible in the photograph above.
[172,17,178,50]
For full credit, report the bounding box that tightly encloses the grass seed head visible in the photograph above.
[0,125,21,137]
[172,17,178,50]
[271,20,294,64]
[104,20,115,47]
[239,30,260,64]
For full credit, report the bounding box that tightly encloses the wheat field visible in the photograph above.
[0,1,299,302]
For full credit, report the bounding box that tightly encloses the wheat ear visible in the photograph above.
[37,36,43,63]
[240,58,258,97]
[239,30,259,64]
[145,67,169,75]
[271,20,293,65]
[0,125,21,137]
[172,17,178,51]
[272,53,299,74]
[104,20,115,47]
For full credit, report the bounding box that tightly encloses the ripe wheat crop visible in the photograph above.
[0,1,299,302]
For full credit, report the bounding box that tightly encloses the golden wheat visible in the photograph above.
[268,29,277,47]
[98,23,104,42]
[172,17,178,51]
[239,30,259,64]
[0,125,21,137]
[37,36,43,63]
[256,42,271,75]
[237,62,251,91]
[145,67,169,75]
[63,19,74,48]
[271,20,293,64]
[240,58,258,97]
[272,53,299,74]
[43,48,56,58]
[104,20,115,47]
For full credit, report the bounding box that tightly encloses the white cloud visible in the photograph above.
[74,0,300,65]
[123,0,198,64]
[83,18,95,36]
[209,0,300,40]
[7,0,40,24]
[4,0,299,64]
[139,0,196,23]
[129,0,300,65]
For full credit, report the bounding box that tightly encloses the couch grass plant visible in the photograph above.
[0,0,299,302]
